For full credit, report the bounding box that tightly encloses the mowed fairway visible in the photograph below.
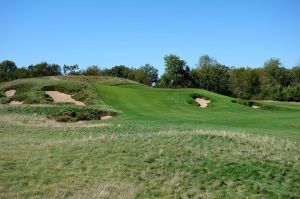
[0,78,300,198]
[95,84,300,140]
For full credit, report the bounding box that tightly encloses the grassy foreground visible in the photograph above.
[0,76,300,198]
[1,123,299,198]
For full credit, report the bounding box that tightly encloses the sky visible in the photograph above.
[0,0,299,74]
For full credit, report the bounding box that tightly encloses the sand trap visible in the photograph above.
[5,89,16,97]
[252,105,260,109]
[45,91,85,106]
[9,101,23,105]
[101,115,113,120]
[195,98,210,108]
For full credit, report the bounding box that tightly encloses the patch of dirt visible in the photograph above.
[45,91,85,106]
[4,89,16,97]
[9,101,23,105]
[195,98,210,108]
[101,115,113,120]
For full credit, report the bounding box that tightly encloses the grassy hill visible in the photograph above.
[0,76,299,198]
[95,83,300,141]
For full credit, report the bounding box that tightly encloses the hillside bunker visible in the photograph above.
[5,89,16,97]
[45,91,85,106]
[195,98,210,108]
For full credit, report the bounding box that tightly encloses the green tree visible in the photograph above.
[28,62,61,77]
[15,67,29,79]
[160,54,191,88]
[263,58,290,86]
[104,65,132,79]
[290,66,300,86]
[282,84,300,101]
[63,64,80,75]
[83,65,101,76]
[193,55,230,94]
[137,64,158,86]
[229,68,260,99]
[0,60,17,82]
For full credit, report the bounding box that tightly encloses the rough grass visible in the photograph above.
[0,78,118,121]
[0,76,300,198]
[0,78,101,105]
[0,121,299,198]
[49,75,141,85]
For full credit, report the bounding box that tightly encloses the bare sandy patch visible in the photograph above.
[195,98,210,108]
[101,115,113,120]
[45,91,85,105]
[9,101,23,105]
[252,105,260,109]
[4,89,16,97]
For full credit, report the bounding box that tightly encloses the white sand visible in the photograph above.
[5,89,16,97]
[195,98,210,108]
[45,91,85,106]
[9,101,23,105]
[101,115,113,120]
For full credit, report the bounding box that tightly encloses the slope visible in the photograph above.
[95,83,300,141]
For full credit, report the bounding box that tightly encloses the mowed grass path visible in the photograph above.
[95,84,300,141]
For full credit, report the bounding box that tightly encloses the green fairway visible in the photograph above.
[95,83,300,141]
[0,77,300,198]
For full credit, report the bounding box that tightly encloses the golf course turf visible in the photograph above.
[0,76,299,198]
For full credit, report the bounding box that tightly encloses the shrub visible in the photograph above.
[51,108,116,122]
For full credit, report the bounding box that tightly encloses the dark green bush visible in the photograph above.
[51,108,116,122]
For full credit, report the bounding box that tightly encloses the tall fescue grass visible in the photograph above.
[0,121,299,198]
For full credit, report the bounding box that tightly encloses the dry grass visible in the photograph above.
[0,113,112,128]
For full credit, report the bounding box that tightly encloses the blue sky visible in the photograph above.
[0,0,299,74]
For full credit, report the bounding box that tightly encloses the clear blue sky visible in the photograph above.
[1,0,299,74]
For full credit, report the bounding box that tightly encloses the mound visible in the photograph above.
[50,75,141,85]
[45,91,85,106]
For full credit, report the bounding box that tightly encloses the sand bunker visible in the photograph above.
[45,91,85,106]
[5,89,16,97]
[101,115,113,120]
[252,105,260,109]
[195,98,210,108]
[9,101,23,105]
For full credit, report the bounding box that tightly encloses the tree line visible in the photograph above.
[1,55,299,101]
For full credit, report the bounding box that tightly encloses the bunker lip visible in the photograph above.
[195,98,210,108]
[45,91,85,106]
[4,89,16,97]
